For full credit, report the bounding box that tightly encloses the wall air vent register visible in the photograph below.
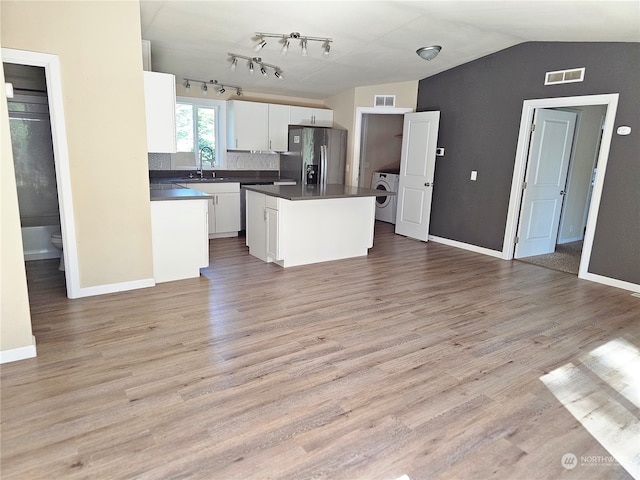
[544,67,585,85]
[374,95,396,107]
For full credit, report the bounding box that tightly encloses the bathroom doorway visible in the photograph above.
[3,48,79,298]
[5,64,63,270]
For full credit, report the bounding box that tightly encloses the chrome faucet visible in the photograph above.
[198,146,214,179]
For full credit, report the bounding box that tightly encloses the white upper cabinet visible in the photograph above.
[143,71,177,153]
[227,100,269,151]
[268,104,290,152]
[289,106,333,127]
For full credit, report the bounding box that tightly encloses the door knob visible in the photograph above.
[425,182,432,187]
[560,190,566,195]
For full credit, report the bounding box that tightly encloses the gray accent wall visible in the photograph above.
[417,42,639,285]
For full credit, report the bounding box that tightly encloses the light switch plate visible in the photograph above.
[470,171,477,181]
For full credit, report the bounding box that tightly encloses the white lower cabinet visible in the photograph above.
[151,199,209,283]
[178,183,240,237]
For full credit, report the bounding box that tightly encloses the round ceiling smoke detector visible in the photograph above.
[416,45,442,61]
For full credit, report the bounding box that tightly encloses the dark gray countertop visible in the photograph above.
[153,176,296,185]
[243,184,396,201]
[150,184,212,201]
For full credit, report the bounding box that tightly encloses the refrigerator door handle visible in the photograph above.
[321,145,327,186]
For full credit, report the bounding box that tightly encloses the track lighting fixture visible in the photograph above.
[254,32,332,56]
[182,78,243,97]
[228,53,284,80]
[230,57,238,71]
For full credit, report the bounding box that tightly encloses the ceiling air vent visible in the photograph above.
[374,95,396,107]
[544,67,585,85]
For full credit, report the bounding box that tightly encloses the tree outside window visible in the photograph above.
[176,103,217,167]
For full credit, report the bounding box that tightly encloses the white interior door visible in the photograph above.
[516,108,577,258]
[395,111,440,240]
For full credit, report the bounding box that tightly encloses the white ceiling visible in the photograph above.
[140,1,640,100]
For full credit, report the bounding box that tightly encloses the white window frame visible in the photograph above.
[174,96,227,169]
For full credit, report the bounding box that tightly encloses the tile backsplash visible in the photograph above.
[226,152,279,171]
[147,152,279,171]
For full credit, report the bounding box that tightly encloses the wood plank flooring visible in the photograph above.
[2,222,638,479]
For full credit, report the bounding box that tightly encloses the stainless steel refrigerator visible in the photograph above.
[282,126,347,185]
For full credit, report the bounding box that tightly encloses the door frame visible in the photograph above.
[3,48,80,298]
[503,93,620,284]
[351,106,413,187]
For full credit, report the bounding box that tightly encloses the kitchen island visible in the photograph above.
[150,184,210,283]
[244,184,394,267]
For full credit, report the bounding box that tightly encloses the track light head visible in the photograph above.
[217,86,225,96]
[201,83,208,95]
[230,57,238,71]
[301,38,308,57]
[184,79,191,92]
[322,40,331,57]
[281,37,289,56]
[274,69,284,80]
[236,88,242,96]
[254,36,267,52]
[260,64,268,77]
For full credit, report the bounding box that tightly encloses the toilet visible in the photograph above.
[50,231,65,271]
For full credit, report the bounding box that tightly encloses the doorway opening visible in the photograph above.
[515,105,607,274]
[503,93,619,285]
[357,113,404,188]
[351,106,412,187]
[3,48,79,298]
[5,65,64,270]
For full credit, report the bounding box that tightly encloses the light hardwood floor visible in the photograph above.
[2,222,638,480]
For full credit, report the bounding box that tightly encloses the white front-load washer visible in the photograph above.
[371,172,399,224]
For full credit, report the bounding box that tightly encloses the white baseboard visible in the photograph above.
[579,272,640,293]
[0,335,37,364]
[428,235,504,259]
[72,278,156,299]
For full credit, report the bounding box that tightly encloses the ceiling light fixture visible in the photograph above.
[230,57,238,71]
[416,45,442,61]
[280,36,290,56]
[228,53,284,80]
[182,78,243,97]
[254,32,332,57]
[254,35,267,52]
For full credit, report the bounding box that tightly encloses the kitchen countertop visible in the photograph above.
[150,184,212,201]
[243,184,396,201]
[153,176,296,185]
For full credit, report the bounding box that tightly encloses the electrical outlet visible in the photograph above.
[470,171,477,181]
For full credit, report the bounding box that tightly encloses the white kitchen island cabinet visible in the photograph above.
[245,184,393,267]
[150,187,210,283]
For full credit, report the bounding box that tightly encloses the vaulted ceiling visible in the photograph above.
[140,1,640,100]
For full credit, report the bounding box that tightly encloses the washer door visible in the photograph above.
[374,182,391,208]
